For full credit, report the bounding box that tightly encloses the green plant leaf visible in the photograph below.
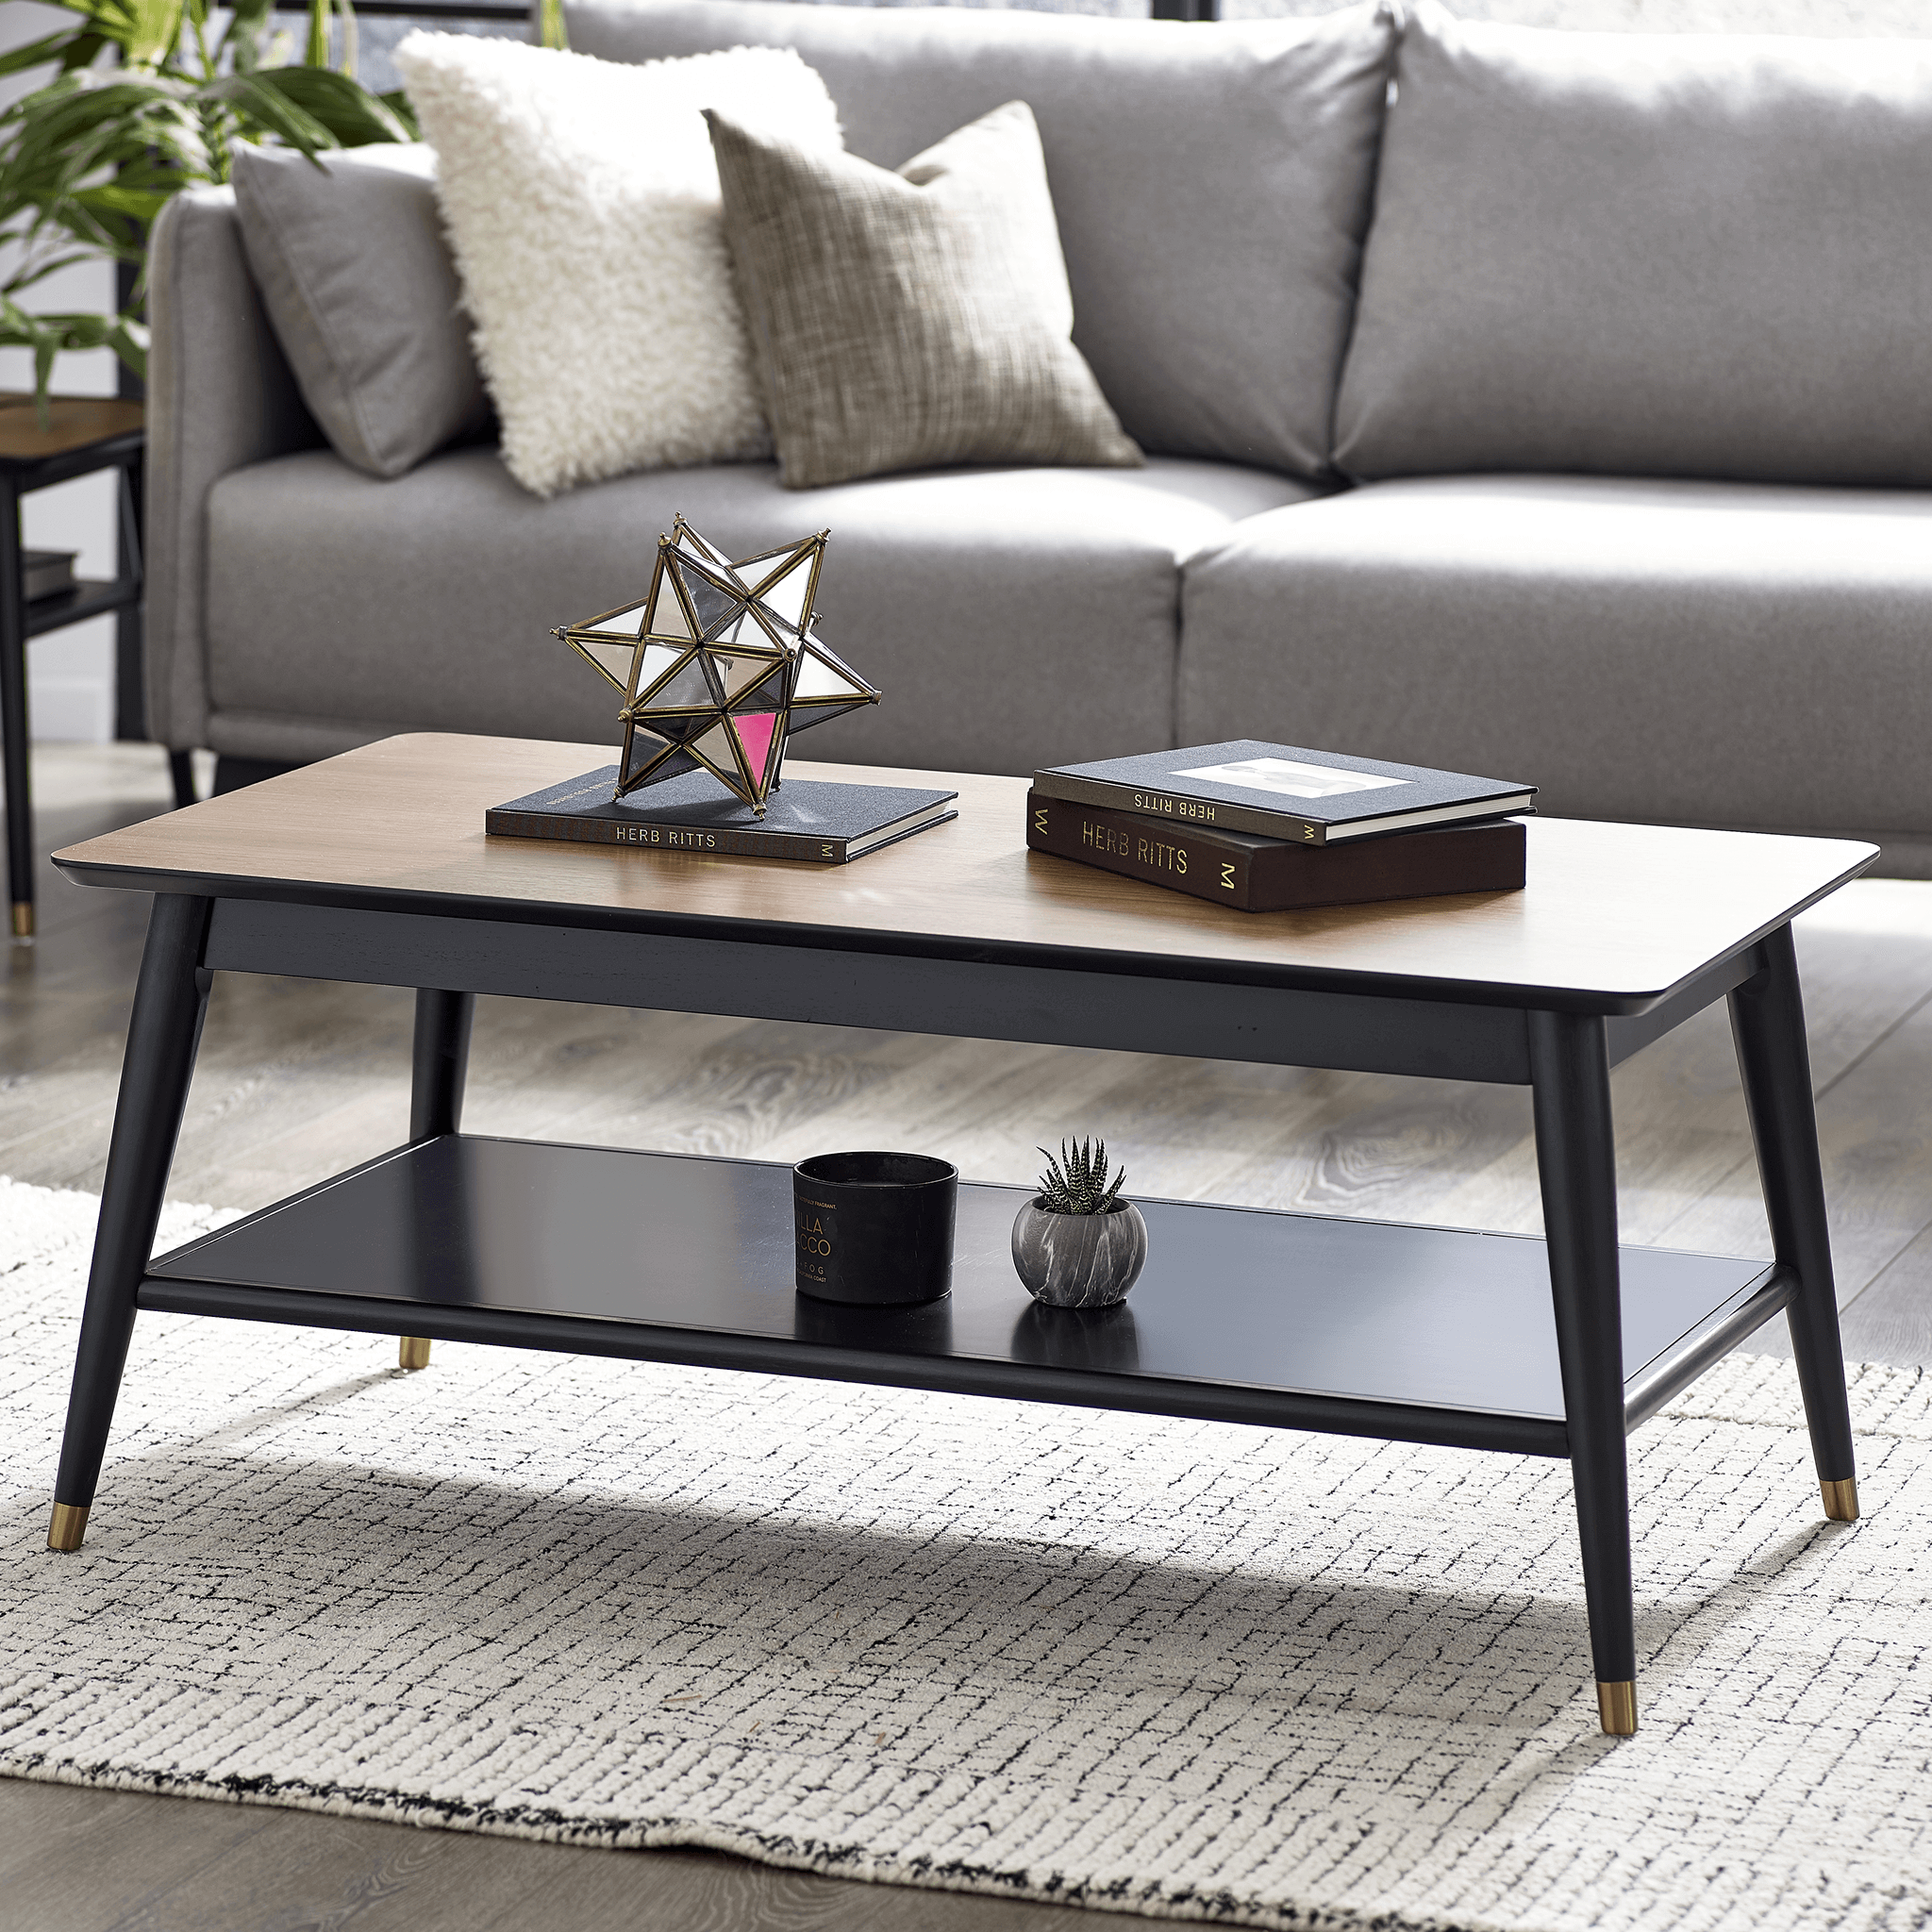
[58,31,108,73]
[0,298,145,418]
[2,248,102,295]
[121,0,187,67]
[202,69,339,152]
[251,63,410,146]
[74,180,173,224]
[376,87,418,140]
[0,31,90,79]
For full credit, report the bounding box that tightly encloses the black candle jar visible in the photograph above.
[792,1152,958,1306]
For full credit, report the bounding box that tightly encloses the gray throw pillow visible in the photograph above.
[706,101,1141,491]
[232,142,489,480]
[1333,0,1932,487]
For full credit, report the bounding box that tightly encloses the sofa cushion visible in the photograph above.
[231,143,488,480]
[567,0,1396,482]
[205,447,1311,775]
[708,101,1140,490]
[1333,3,1932,488]
[1179,475,1932,851]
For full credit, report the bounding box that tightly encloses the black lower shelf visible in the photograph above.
[143,1136,1786,1457]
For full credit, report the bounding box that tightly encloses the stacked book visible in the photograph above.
[1026,741,1535,912]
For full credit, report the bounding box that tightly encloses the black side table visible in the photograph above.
[0,391,146,941]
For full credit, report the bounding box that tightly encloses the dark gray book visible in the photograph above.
[23,549,76,601]
[1034,740,1536,845]
[487,766,958,864]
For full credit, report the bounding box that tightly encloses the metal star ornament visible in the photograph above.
[553,517,880,817]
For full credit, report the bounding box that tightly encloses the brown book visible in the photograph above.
[1025,791,1525,913]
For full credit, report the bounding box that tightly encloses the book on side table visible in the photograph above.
[1035,740,1536,845]
[489,766,957,864]
[1026,791,1526,912]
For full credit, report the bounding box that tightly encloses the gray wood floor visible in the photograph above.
[5,742,1929,1931]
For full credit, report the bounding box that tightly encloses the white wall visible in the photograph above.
[1,0,120,744]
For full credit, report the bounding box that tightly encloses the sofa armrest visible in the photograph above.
[145,185,322,751]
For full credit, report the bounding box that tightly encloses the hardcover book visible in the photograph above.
[1026,792,1526,912]
[488,767,957,864]
[1034,740,1536,845]
[23,549,76,602]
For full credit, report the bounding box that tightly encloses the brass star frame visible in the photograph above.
[554,517,879,817]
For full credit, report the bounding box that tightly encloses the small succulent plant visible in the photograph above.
[1035,1138,1127,1216]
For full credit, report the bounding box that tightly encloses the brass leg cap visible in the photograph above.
[10,902,33,941]
[1822,1476,1859,1522]
[47,1502,89,1552]
[1596,1680,1638,1736]
[398,1336,432,1371]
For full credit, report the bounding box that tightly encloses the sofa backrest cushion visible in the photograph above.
[566,0,1396,481]
[1333,2,1932,489]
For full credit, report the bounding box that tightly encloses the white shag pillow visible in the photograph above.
[394,33,842,498]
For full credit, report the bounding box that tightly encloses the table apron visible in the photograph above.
[207,898,1541,1079]
[203,901,1765,1083]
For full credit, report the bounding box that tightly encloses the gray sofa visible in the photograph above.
[146,0,1932,872]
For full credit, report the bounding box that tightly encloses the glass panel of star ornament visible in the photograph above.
[674,560,741,637]
[631,643,684,698]
[756,551,817,630]
[732,663,790,711]
[731,711,781,786]
[647,582,694,641]
[784,697,870,736]
[690,719,741,777]
[620,724,672,788]
[641,657,715,711]
[569,636,635,690]
[713,649,783,699]
[791,645,873,704]
[596,601,649,635]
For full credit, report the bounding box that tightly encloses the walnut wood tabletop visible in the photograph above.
[45,731,1875,1738]
[0,391,144,464]
[54,731,1874,1015]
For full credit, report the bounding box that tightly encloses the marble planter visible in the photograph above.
[1010,1197,1148,1308]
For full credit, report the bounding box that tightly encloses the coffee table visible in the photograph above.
[45,733,1875,1736]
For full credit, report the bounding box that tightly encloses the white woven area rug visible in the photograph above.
[3,1177,1929,1931]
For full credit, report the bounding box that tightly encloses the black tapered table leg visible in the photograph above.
[1728,922,1857,1524]
[410,988,475,1141]
[1528,1008,1637,1735]
[0,475,31,941]
[49,892,213,1549]
[397,989,475,1370]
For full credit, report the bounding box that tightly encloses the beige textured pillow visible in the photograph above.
[706,100,1142,490]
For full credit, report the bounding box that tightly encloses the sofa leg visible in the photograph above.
[211,754,304,797]
[399,1337,432,1371]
